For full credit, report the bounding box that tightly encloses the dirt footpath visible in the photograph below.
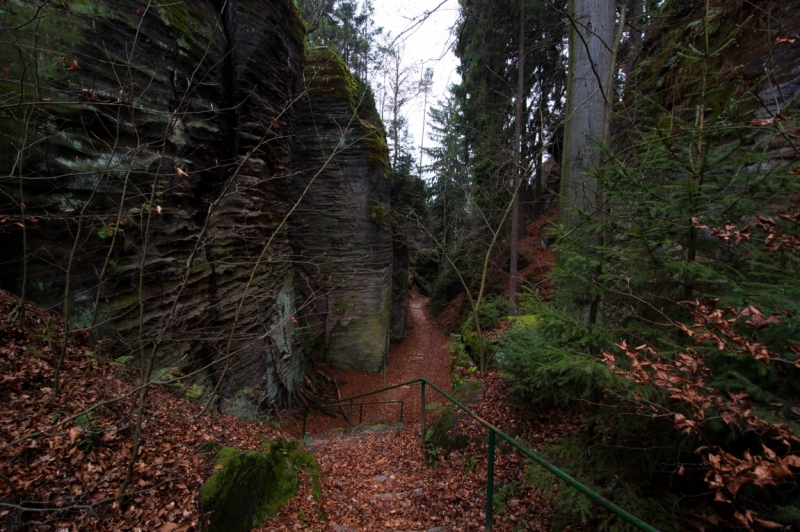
[299,289,452,434]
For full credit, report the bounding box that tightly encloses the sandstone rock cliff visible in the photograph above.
[0,0,324,407]
[289,48,392,372]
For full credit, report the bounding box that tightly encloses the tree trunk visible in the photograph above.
[534,140,542,219]
[509,0,525,315]
[559,0,617,323]
[559,0,616,232]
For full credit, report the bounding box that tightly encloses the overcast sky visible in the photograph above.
[370,0,461,175]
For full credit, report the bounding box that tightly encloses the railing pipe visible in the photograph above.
[420,379,658,532]
[420,380,426,450]
[486,430,496,531]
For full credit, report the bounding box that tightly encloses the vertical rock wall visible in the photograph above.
[390,222,411,342]
[0,0,308,405]
[289,48,393,373]
[0,3,405,396]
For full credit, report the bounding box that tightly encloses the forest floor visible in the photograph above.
[0,212,577,531]
[287,288,453,436]
[272,280,579,531]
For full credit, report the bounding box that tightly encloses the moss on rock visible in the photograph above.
[304,47,358,106]
[427,405,470,459]
[289,1,308,50]
[201,439,319,532]
[303,47,389,174]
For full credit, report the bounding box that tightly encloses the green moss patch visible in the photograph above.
[426,405,470,460]
[201,439,319,532]
[303,47,389,174]
[304,47,358,106]
[370,202,388,227]
[453,379,483,404]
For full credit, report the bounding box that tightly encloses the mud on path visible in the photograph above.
[295,288,452,436]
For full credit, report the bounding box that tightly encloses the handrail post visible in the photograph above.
[486,430,496,531]
[349,398,353,425]
[400,401,404,423]
[359,403,363,425]
[420,381,426,451]
[302,407,307,439]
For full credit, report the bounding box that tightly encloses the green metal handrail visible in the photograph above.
[302,377,659,532]
[302,399,403,436]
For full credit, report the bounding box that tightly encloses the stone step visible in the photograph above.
[332,525,450,532]
[304,422,405,449]
[371,487,425,502]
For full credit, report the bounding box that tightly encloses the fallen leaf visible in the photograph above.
[755,517,786,529]
[750,117,775,127]
[69,426,84,443]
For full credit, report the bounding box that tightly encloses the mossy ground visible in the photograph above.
[201,438,319,532]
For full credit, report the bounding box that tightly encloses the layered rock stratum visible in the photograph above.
[0,1,402,406]
[289,48,392,372]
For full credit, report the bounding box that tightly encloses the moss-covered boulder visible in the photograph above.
[201,439,319,532]
[426,405,470,461]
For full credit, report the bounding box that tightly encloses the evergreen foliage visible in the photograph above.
[488,2,800,529]
[425,93,470,249]
[295,0,381,81]
[424,0,567,313]
[497,295,618,409]
[456,0,566,231]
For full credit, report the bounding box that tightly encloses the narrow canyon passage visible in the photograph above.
[298,288,452,435]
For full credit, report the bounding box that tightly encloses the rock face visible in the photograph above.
[625,2,800,122]
[289,48,392,372]
[0,1,404,403]
[390,222,411,342]
[620,2,800,173]
[0,0,310,405]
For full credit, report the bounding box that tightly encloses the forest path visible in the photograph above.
[270,290,578,530]
[298,288,452,435]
